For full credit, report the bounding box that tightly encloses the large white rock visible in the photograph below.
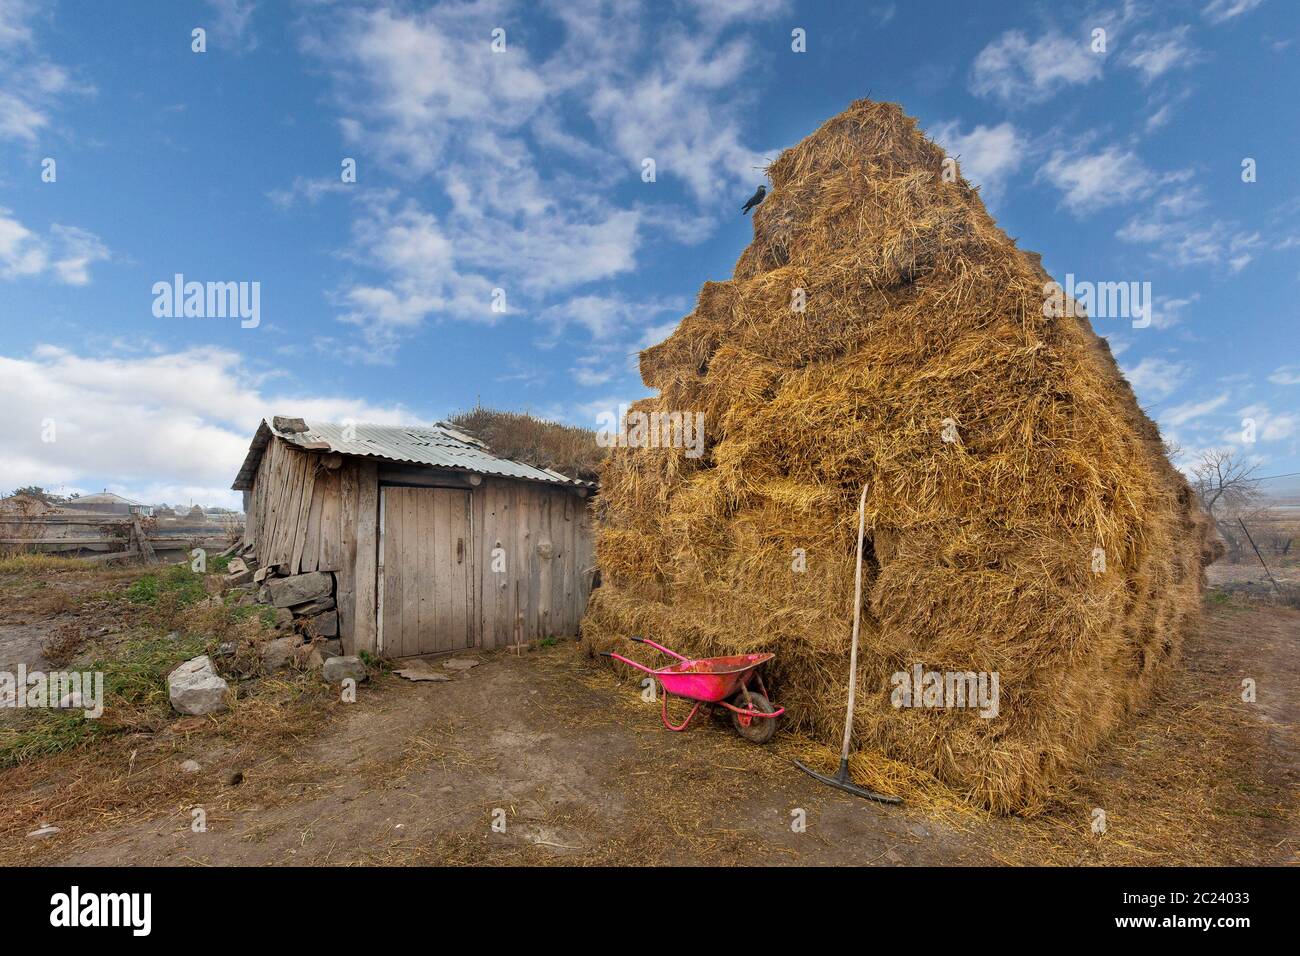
[168,656,229,715]
[322,656,367,684]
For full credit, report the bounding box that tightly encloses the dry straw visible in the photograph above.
[582,99,1218,814]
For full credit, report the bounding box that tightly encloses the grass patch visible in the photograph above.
[0,554,91,575]
[0,632,212,768]
[124,563,209,607]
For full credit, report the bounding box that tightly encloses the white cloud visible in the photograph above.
[0,208,109,284]
[0,0,92,143]
[1125,27,1200,83]
[1039,147,1158,214]
[586,27,778,201]
[298,6,676,356]
[297,2,774,358]
[1268,365,1300,386]
[870,3,898,26]
[571,363,615,388]
[1145,103,1175,131]
[206,0,258,52]
[1202,0,1266,24]
[1123,356,1189,399]
[970,29,1103,105]
[1163,391,1229,426]
[1117,190,1263,272]
[1236,403,1297,442]
[48,224,109,285]
[682,0,789,26]
[928,120,1025,199]
[1148,292,1198,330]
[0,345,415,509]
[266,176,350,209]
[303,5,549,178]
[538,294,681,342]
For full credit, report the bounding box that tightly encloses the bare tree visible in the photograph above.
[1190,450,1262,560]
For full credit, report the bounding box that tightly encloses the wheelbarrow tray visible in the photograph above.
[653,653,775,703]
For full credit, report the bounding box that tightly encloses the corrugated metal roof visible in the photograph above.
[232,417,594,491]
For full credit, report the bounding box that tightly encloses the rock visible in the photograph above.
[27,825,61,839]
[180,759,201,773]
[395,664,450,682]
[167,656,229,715]
[322,655,368,683]
[225,568,253,587]
[227,557,248,575]
[264,571,333,608]
[273,415,309,433]
[315,638,343,657]
[305,639,343,670]
[261,636,301,672]
[300,610,338,638]
[272,607,295,630]
[291,595,336,617]
[253,566,272,584]
[442,658,481,671]
[214,641,237,658]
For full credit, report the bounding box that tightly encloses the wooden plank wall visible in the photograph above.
[243,439,373,653]
[473,477,594,650]
[244,438,594,655]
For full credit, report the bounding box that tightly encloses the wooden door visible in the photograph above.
[379,486,474,656]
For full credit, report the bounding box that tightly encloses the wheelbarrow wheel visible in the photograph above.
[730,691,778,744]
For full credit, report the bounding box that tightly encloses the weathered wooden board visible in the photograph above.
[336,462,358,651]
[353,461,379,655]
[291,456,318,573]
[301,467,326,574]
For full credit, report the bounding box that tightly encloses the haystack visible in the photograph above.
[582,99,1219,813]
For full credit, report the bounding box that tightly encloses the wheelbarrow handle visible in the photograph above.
[604,651,657,674]
[628,636,689,661]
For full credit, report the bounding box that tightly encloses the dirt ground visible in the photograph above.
[0,561,1295,866]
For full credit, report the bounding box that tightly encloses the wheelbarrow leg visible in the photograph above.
[660,691,702,732]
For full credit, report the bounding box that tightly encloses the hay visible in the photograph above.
[582,99,1218,814]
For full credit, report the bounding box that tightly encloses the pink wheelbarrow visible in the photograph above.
[601,636,785,743]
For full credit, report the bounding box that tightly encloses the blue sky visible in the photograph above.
[1,0,1296,509]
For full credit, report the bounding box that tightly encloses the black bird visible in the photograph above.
[741,184,767,215]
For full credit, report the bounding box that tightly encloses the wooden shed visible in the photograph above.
[232,416,596,657]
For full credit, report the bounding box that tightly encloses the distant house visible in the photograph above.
[232,416,596,657]
[62,492,154,517]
